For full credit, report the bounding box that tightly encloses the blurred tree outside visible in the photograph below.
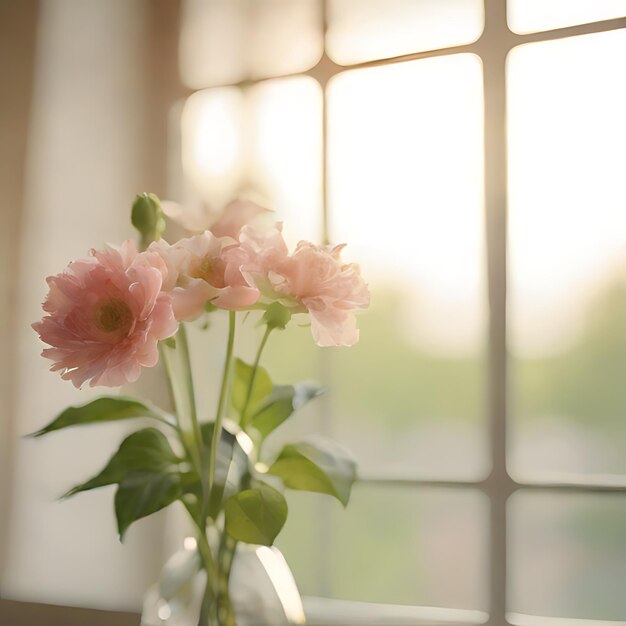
[264,274,626,615]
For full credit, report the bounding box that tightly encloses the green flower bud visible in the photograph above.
[131,192,166,250]
[262,302,292,330]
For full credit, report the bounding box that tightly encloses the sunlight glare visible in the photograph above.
[508,0,626,34]
[328,55,485,356]
[182,88,244,207]
[327,0,484,64]
[508,30,626,357]
[248,77,323,245]
[256,546,306,624]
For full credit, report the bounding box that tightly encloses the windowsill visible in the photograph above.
[303,596,488,625]
[0,597,487,626]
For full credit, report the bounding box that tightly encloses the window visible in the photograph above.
[176,2,626,624]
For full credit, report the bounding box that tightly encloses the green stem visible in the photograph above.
[199,581,216,626]
[240,325,273,428]
[182,502,217,626]
[198,540,218,626]
[152,413,181,433]
[197,534,217,626]
[160,342,200,476]
[209,311,236,493]
[216,532,238,626]
[177,324,210,519]
[177,324,203,450]
[165,344,216,625]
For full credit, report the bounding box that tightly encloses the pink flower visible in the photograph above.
[238,223,290,298]
[161,198,270,237]
[210,199,271,239]
[32,241,178,388]
[148,231,260,321]
[241,231,369,347]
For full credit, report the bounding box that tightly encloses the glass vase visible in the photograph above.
[140,537,306,626]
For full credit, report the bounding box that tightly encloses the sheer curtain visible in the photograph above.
[0,0,182,612]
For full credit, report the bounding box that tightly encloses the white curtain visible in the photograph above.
[0,0,172,611]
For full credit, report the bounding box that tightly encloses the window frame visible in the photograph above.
[178,2,626,623]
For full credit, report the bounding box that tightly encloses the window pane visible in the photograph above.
[181,77,322,245]
[327,0,484,65]
[278,485,489,613]
[181,87,246,208]
[247,77,323,245]
[180,0,323,89]
[508,0,626,35]
[508,491,626,622]
[327,56,487,480]
[508,31,626,484]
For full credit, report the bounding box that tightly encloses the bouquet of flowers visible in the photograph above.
[31,194,369,626]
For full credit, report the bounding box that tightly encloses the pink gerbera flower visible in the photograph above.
[32,240,178,388]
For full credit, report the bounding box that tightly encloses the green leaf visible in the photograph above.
[30,396,173,437]
[115,470,182,540]
[64,428,180,497]
[131,192,166,250]
[268,436,357,506]
[231,358,272,423]
[196,422,251,519]
[224,483,287,546]
[247,383,323,439]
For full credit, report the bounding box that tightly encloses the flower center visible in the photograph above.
[95,298,133,334]
[191,256,226,288]
[198,258,213,279]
